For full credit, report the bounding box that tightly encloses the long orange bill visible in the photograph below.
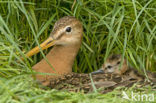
[25,37,55,57]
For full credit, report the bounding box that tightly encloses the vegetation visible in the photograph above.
[0,0,155,102]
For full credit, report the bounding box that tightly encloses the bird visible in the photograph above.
[91,54,144,81]
[25,16,83,86]
[91,54,128,75]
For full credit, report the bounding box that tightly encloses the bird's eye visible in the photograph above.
[66,27,72,32]
[107,65,112,69]
[117,61,120,64]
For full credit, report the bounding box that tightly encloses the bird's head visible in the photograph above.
[26,16,83,57]
[102,54,128,75]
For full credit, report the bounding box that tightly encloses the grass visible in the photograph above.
[0,0,156,102]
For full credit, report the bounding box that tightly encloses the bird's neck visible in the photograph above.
[48,43,81,74]
[32,42,82,85]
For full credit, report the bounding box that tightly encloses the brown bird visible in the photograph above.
[91,54,128,75]
[25,16,83,86]
[92,54,145,82]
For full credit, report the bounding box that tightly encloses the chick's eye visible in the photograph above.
[107,65,112,69]
[66,27,72,32]
[117,61,121,64]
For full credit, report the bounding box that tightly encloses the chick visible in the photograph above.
[92,54,127,75]
[92,54,144,81]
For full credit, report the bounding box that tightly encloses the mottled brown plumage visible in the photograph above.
[48,73,122,93]
[47,54,156,93]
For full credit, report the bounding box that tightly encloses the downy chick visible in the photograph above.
[92,54,144,81]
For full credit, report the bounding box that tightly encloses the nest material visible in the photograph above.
[47,70,156,93]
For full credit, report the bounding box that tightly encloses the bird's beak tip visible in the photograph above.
[91,69,104,75]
